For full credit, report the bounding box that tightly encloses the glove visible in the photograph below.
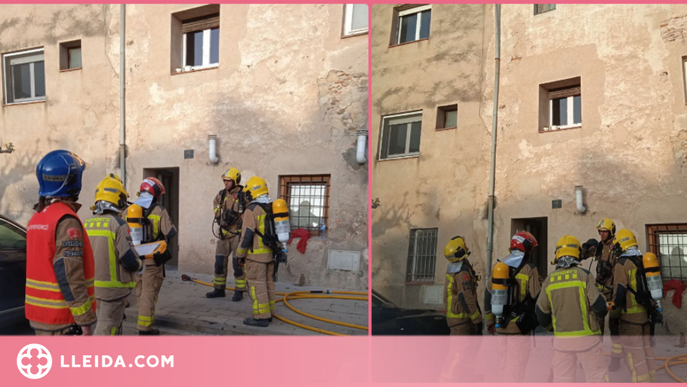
[237,257,245,266]
[487,323,496,335]
[152,250,171,266]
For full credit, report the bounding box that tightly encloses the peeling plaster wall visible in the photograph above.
[0,4,368,290]
[372,4,687,319]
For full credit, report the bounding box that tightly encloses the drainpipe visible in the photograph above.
[486,4,501,281]
[356,129,368,165]
[119,5,126,186]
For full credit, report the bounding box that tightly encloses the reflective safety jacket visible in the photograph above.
[444,261,482,327]
[25,201,96,326]
[213,185,245,238]
[236,203,273,263]
[484,262,542,334]
[611,256,649,324]
[536,265,607,350]
[85,213,142,301]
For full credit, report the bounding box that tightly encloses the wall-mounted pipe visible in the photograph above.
[119,4,126,186]
[208,135,219,164]
[356,130,368,165]
[575,185,587,213]
[486,4,501,282]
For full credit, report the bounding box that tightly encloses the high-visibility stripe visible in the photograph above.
[625,268,647,314]
[86,229,118,285]
[251,286,258,315]
[25,295,68,308]
[26,280,61,292]
[515,273,529,300]
[110,327,117,336]
[612,343,623,354]
[445,275,461,318]
[70,297,94,316]
[628,352,637,382]
[148,214,161,240]
[249,214,272,255]
[94,280,136,288]
[546,279,600,336]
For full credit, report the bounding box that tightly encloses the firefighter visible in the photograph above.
[610,229,659,383]
[206,168,248,301]
[442,236,483,335]
[131,177,177,335]
[25,150,96,335]
[484,231,542,382]
[536,235,609,383]
[85,176,142,335]
[236,176,279,327]
[593,218,624,369]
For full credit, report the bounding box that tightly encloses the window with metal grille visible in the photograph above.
[406,228,438,283]
[279,175,330,236]
[647,224,687,281]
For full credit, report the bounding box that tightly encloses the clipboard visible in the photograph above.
[134,241,168,259]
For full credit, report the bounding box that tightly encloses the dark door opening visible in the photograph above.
[142,167,180,268]
[511,217,548,277]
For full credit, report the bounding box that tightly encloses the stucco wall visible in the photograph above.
[372,3,687,320]
[0,4,369,290]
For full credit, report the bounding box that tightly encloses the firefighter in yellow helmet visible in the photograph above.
[236,176,282,327]
[536,235,609,382]
[442,236,482,335]
[483,231,542,382]
[206,168,249,301]
[610,229,661,383]
[85,176,142,335]
[589,218,624,370]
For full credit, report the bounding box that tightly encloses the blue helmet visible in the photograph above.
[36,150,88,198]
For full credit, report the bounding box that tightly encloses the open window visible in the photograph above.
[171,5,220,73]
[539,77,581,132]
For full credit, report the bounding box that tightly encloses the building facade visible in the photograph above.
[0,4,369,290]
[371,4,687,333]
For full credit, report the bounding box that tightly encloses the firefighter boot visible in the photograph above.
[609,357,621,372]
[243,317,269,327]
[139,328,160,336]
[206,288,226,298]
[231,290,243,302]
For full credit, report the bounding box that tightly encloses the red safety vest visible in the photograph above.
[25,201,96,325]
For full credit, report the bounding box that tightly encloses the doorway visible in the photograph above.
[142,167,180,268]
[511,217,548,277]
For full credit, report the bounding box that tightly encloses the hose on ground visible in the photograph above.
[181,274,368,336]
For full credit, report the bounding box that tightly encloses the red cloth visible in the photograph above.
[663,279,685,309]
[288,228,311,254]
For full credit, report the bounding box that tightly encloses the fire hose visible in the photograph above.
[602,352,687,382]
[181,274,368,336]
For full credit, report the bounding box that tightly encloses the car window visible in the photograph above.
[0,219,26,250]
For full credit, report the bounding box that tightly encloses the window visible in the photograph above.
[406,228,438,283]
[279,175,330,236]
[2,48,45,104]
[59,40,82,70]
[171,5,220,73]
[343,4,368,37]
[539,78,581,132]
[0,219,26,250]
[648,224,687,281]
[396,5,431,44]
[379,111,422,160]
[534,4,556,15]
[436,104,458,130]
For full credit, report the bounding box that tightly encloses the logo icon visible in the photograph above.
[17,344,52,380]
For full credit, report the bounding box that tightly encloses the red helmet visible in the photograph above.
[510,231,538,255]
[140,177,166,199]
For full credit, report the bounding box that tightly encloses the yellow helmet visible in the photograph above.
[95,175,129,207]
[596,218,616,236]
[444,236,471,263]
[221,167,241,185]
[553,235,581,263]
[244,176,268,201]
[613,229,638,252]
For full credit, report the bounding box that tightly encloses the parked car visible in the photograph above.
[371,289,450,335]
[0,215,28,329]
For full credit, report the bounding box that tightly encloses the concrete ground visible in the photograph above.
[120,269,369,336]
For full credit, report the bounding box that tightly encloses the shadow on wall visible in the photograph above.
[0,144,45,224]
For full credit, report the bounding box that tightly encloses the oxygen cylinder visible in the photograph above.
[643,252,663,312]
[127,204,145,246]
[491,262,510,328]
[272,199,290,244]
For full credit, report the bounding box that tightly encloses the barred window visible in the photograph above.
[647,224,687,281]
[279,175,330,236]
[406,228,438,283]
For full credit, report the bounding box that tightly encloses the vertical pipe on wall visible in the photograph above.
[120,4,126,186]
[486,4,501,281]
